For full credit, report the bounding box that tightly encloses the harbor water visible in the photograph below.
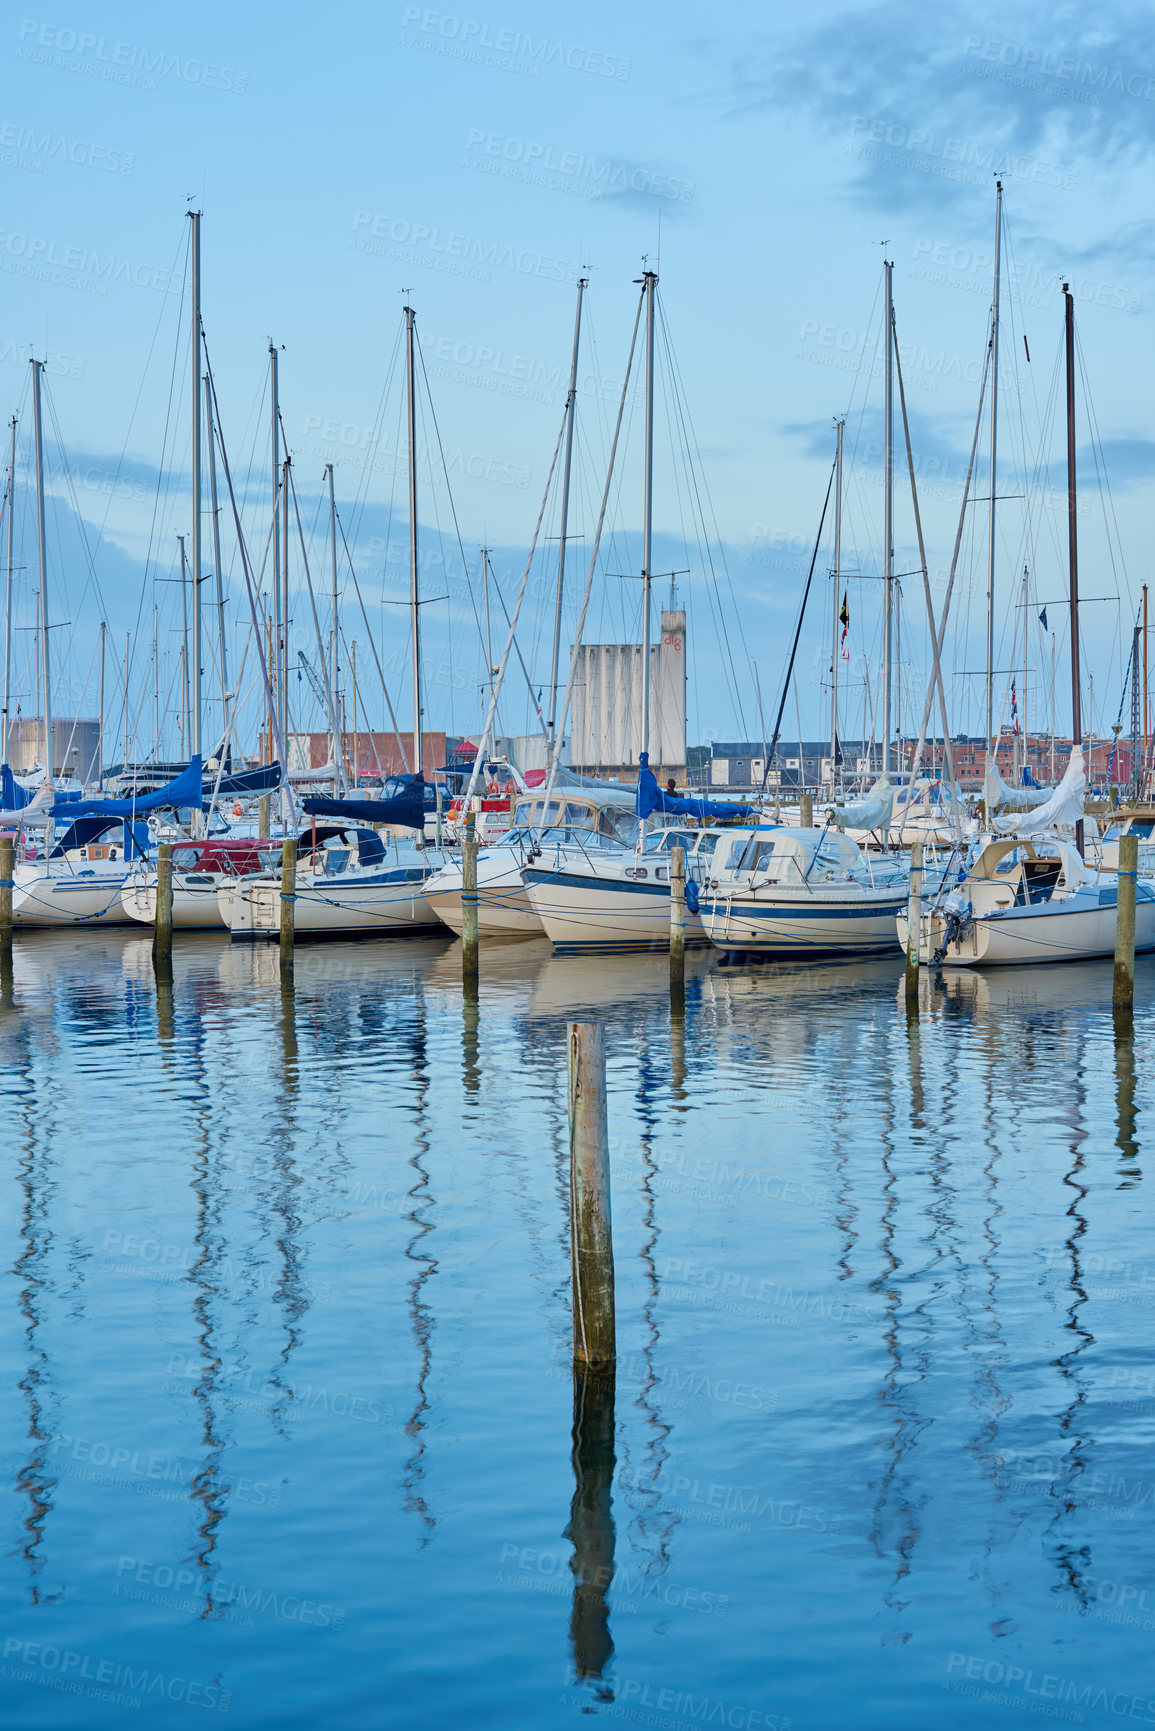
[1,931,1153,1728]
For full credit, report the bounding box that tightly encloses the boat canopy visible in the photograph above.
[50,816,149,859]
[736,827,866,877]
[983,753,1052,811]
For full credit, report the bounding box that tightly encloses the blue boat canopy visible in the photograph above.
[635,753,754,823]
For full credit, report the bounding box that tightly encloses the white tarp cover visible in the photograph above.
[984,750,1051,811]
[991,746,1085,835]
[0,783,55,828]
[828,778,894,833]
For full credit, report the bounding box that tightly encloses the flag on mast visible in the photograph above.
[839,590,850,661]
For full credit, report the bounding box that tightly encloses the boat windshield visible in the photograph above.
[642,829,697,856]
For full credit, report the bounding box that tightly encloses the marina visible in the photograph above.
[4,1,1155,1725]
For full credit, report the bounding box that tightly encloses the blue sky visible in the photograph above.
[3,0,1154,758]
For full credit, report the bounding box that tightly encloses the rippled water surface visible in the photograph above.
[1,930,1153,1730]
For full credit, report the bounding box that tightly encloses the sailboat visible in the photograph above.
[519,269,755,951]
[902,283,1155,967]
[221,304,443,942]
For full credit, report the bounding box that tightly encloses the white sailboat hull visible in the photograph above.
[120,872,230,930]
[424,855,543,936]
[899,890,1155,967]
[523,864,707,952]
[222,867,441,940]
[704,887,905,955]
[12,861,135,927]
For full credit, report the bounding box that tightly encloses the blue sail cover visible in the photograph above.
[635,753,754,823]
[62,757,204,819]
[0,764,82,808]
[210,762,282,797]
[302,777,426,832]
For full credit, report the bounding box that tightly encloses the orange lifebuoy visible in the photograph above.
[486,780,498,796]
[232,801,243,817]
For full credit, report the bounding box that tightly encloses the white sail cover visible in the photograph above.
[828,778,894,832]
[992,746,1085,835]
[0,782,55,828]
[983,751,1051,811]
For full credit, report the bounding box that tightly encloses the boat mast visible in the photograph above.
[1145,583,1150,796]
[2,415,15,767]
[986,180,1002,760]
[205,369,228,725]
[1064,282,1083,856]
[831,416,844,789]
[641,267,657,794]
[405,304,422,780]
[481,546,494,721]
[190,210,203,797]
[282,455,290,773]
[269,341,283,765]
[327,462,340,785]
[98,620,105,786]
[882,259,893,778]
[547,275,587,747]
[123,629,130,773]
[177,534,190,752]
[31,359,51,779]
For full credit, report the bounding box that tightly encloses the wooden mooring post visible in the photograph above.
[800,790,813,828]
[1114,833,1138,1013]
[568,1023,615,1369]
[0,836,14,951]
[905,839,923,1009]
[669,844,685,1001]
[280,836,297,971]
[258,794,270,839]
[461,809,479,991]
[153,842,173,964]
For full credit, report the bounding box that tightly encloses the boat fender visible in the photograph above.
[684,880,700,915]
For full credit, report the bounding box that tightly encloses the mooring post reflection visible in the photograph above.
[462,991,480,1098]
[565,1363,616,1683]
[1114,1016,1140,1181]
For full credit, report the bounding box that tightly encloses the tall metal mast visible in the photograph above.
[282,455,290,768]
[481,547,494,714]
[205,370,228,724]
[31,360,51,778]
[547,275,587,745]
[327,463,340,781]
[190,210,203,791]
[269,341,282,758]
[1064,282,1083,856]
[640,268,658,775]
[830,417,844,785]
[98,621,105,786]
[405,305,422,779]
[882,260,894,776]
[177,534,190,750]
[985,180,1002,757]
[2,415,15,766]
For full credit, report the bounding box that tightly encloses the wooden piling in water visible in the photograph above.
[800,790,813,828]
[258,794,270,839]
[669,845,685,997]
[1114,833,1138,1012]
[0,836,14,950]
[569,1022,615,1369]
[905,839,923,1008]
[153,842,173,962]
[280,836,297,971]
[461,810,478,989]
